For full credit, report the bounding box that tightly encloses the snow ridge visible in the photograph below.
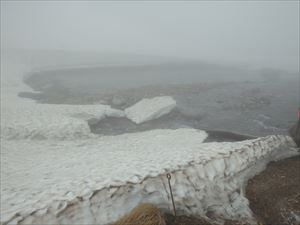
[1,132,298,225]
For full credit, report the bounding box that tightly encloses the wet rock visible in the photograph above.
[289,120,300,147]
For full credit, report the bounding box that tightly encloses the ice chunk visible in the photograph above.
[125,96,176,124]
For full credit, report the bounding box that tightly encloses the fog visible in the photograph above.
[1,1,299,71]
[1,2,300,224]
[1,1,299,136]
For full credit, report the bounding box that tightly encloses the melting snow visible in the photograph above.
[1,102,124,140]
[125,96,176,124]
[1,132,297,225]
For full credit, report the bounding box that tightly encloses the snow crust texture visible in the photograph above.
[2,131,298,225]
[1,102,124,140]
[125,96,176,124]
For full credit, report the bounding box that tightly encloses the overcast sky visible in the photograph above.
[1,1,299,71]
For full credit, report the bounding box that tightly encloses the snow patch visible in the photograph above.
[125,96,176,124]
[0,60,125,140]
[1,103,124,140]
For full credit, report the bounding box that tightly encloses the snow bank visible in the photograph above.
[1,128,207,224]
[125,96,176,124]
[1,103,124,140]
[1,129,298,225]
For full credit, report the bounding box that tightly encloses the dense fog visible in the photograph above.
[1,1,299,71]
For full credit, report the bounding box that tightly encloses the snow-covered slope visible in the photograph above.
[1,53,299,225]
[1,131,297,225]
[125,96,176,124]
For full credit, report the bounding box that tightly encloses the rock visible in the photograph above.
[289,120,300,147]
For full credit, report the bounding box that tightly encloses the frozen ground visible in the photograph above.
[1,50,299,225]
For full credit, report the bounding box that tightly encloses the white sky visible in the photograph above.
[1,1,299,71]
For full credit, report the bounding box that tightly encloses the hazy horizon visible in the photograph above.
[1,1,299,72]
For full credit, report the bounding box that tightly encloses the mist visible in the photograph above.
[1,1,299,71]
[2,1,300,225]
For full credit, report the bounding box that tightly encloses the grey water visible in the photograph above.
[20,62,299,138]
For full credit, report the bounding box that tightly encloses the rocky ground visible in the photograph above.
[246,156,300,225]
[164,214,244,225]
